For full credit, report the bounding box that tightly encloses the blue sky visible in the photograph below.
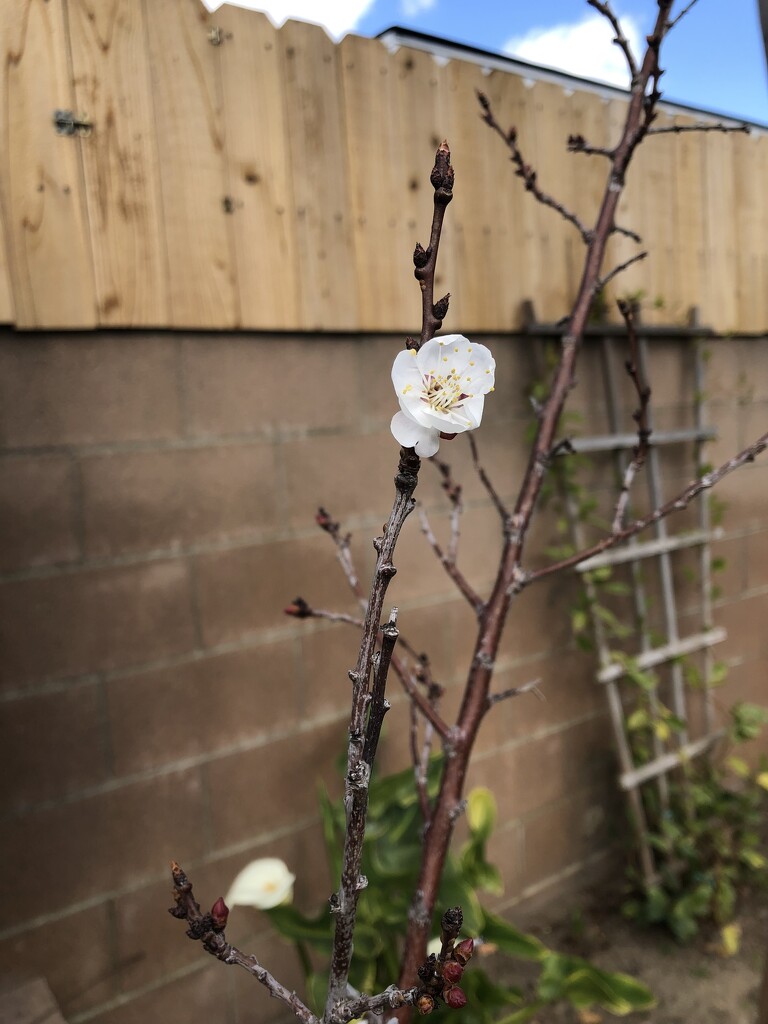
[204,1,768,124]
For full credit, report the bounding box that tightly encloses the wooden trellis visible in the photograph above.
[527,309,727,886]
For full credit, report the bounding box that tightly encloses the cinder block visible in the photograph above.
[0,768,206,928]
[194,536,360,648]
[0,560,197,691]
[107,640,300,776]
[0,334,181,447]
[82,444,277,557]
[0,904,114,1016]
[181,334,358,438]
[0,455,80,572]
[80,964,227,1024]
[1,684,108,810]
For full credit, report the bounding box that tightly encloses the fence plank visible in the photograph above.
[214,5,299,329]
[142,0,238,328]
[339,34,411,332]
[67,0,169,326]
[0,0,96,328]
[671,115,706,325]
[278,19,357,331]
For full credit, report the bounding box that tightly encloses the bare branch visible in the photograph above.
[316,508,366,608]
[487,677,544,709]
[169,863,318,1024]
[667,0,700,31]
[612,223,643,243]
[468,433,510,525]
[567,133,615,159]
[596,250,648,292]
[419,505,484,614]
[413,142,455,347]
[477,91,593,245]
[587,0,639,80]
[530,430,768,581]
[332,985,421,1023]
[410,702,432,824]
[612,299,652,533]
[647,120,750,137]
[433,458,463,562]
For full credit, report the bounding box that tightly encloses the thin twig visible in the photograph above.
[413,141,454,347]
[363,610,398,767]
[667,0,700,31]
[567,133,615,159]
[530,429,768,581]
[647,121,750,137]
[596,250,648,292]
[477,91,593,245]
[587,0,639,80]
[418,505,484,614]
[433,458,463,562]
[331,985,422,1024]
[410,702,432,824]
[316,508,367,608]
[486,677,544,708]
[169,863,319,1024]
[612,223,643,243]
[468,433,510,525]
[612,299,652,533]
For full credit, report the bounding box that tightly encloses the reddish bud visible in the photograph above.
[442,961,464,985]
[416,994,436,1015]
[210,896,229,931]
[443,986,467,1009]
[284,597,311,618]
[454,938,474,966]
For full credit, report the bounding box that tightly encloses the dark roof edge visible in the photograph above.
[376,25,768,131]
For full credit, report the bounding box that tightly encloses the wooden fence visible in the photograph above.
[1,0,766,333]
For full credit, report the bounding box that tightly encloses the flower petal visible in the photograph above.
[391,411,440,456]
[225,858,296,910]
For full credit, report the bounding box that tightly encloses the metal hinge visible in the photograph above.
[53,110,93,137]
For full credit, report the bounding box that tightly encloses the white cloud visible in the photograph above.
[503,12,643,89]
[200,0,376,40]
[401,0,436,16]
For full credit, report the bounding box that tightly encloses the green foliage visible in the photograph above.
[622,701,768,942]
[265,760,654,1019]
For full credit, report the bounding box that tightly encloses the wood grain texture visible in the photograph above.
[142,0,238,328]
[215,5,300,329]
[68,0,169,326]
[278,18,357,330]
[0,0,96,328]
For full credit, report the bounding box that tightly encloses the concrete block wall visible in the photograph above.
[0,329,766,1024]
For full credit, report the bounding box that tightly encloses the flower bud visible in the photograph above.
[413,243,430,269]
[442,961,464,985]
[284,597,311,618]
[210,896,229,931]
[443,986,467,1009]
[416,994,436,1015]
[441,906,463,942]
[454,938,474,966]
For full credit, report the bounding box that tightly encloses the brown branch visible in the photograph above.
[587,0,639,80]
[316,508,366,607]
[567,133,615,159]
[487,677,544,709]
[433,458,463,562]
[612,299,652,533]
[169,863,318,1024]
[418,505,484,614]
[647,121,750,137]
[413,141,454,347]
[612,223,643,243]
[596,250,648,291]
[468,433,510,526]
[331,986,421,1023]
[410,702,432,823]
[530,430,768,581]
[667,0,700,30]
[477,91,593,244]
[397,5,679,1003]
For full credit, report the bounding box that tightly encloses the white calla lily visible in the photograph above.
[390,335,495,456]
[225,857,296,910]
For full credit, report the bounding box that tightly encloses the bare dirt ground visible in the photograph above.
[508,885,767,1024]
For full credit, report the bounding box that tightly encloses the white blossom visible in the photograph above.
[390,335,495,457]
[225,857,296,910]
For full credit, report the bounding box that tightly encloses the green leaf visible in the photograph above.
[726,756,750,778]
[467,787,497,841]
[480,910,547,961]
[266,905,332,948]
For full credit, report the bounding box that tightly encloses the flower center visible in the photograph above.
[422,372,465,413]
